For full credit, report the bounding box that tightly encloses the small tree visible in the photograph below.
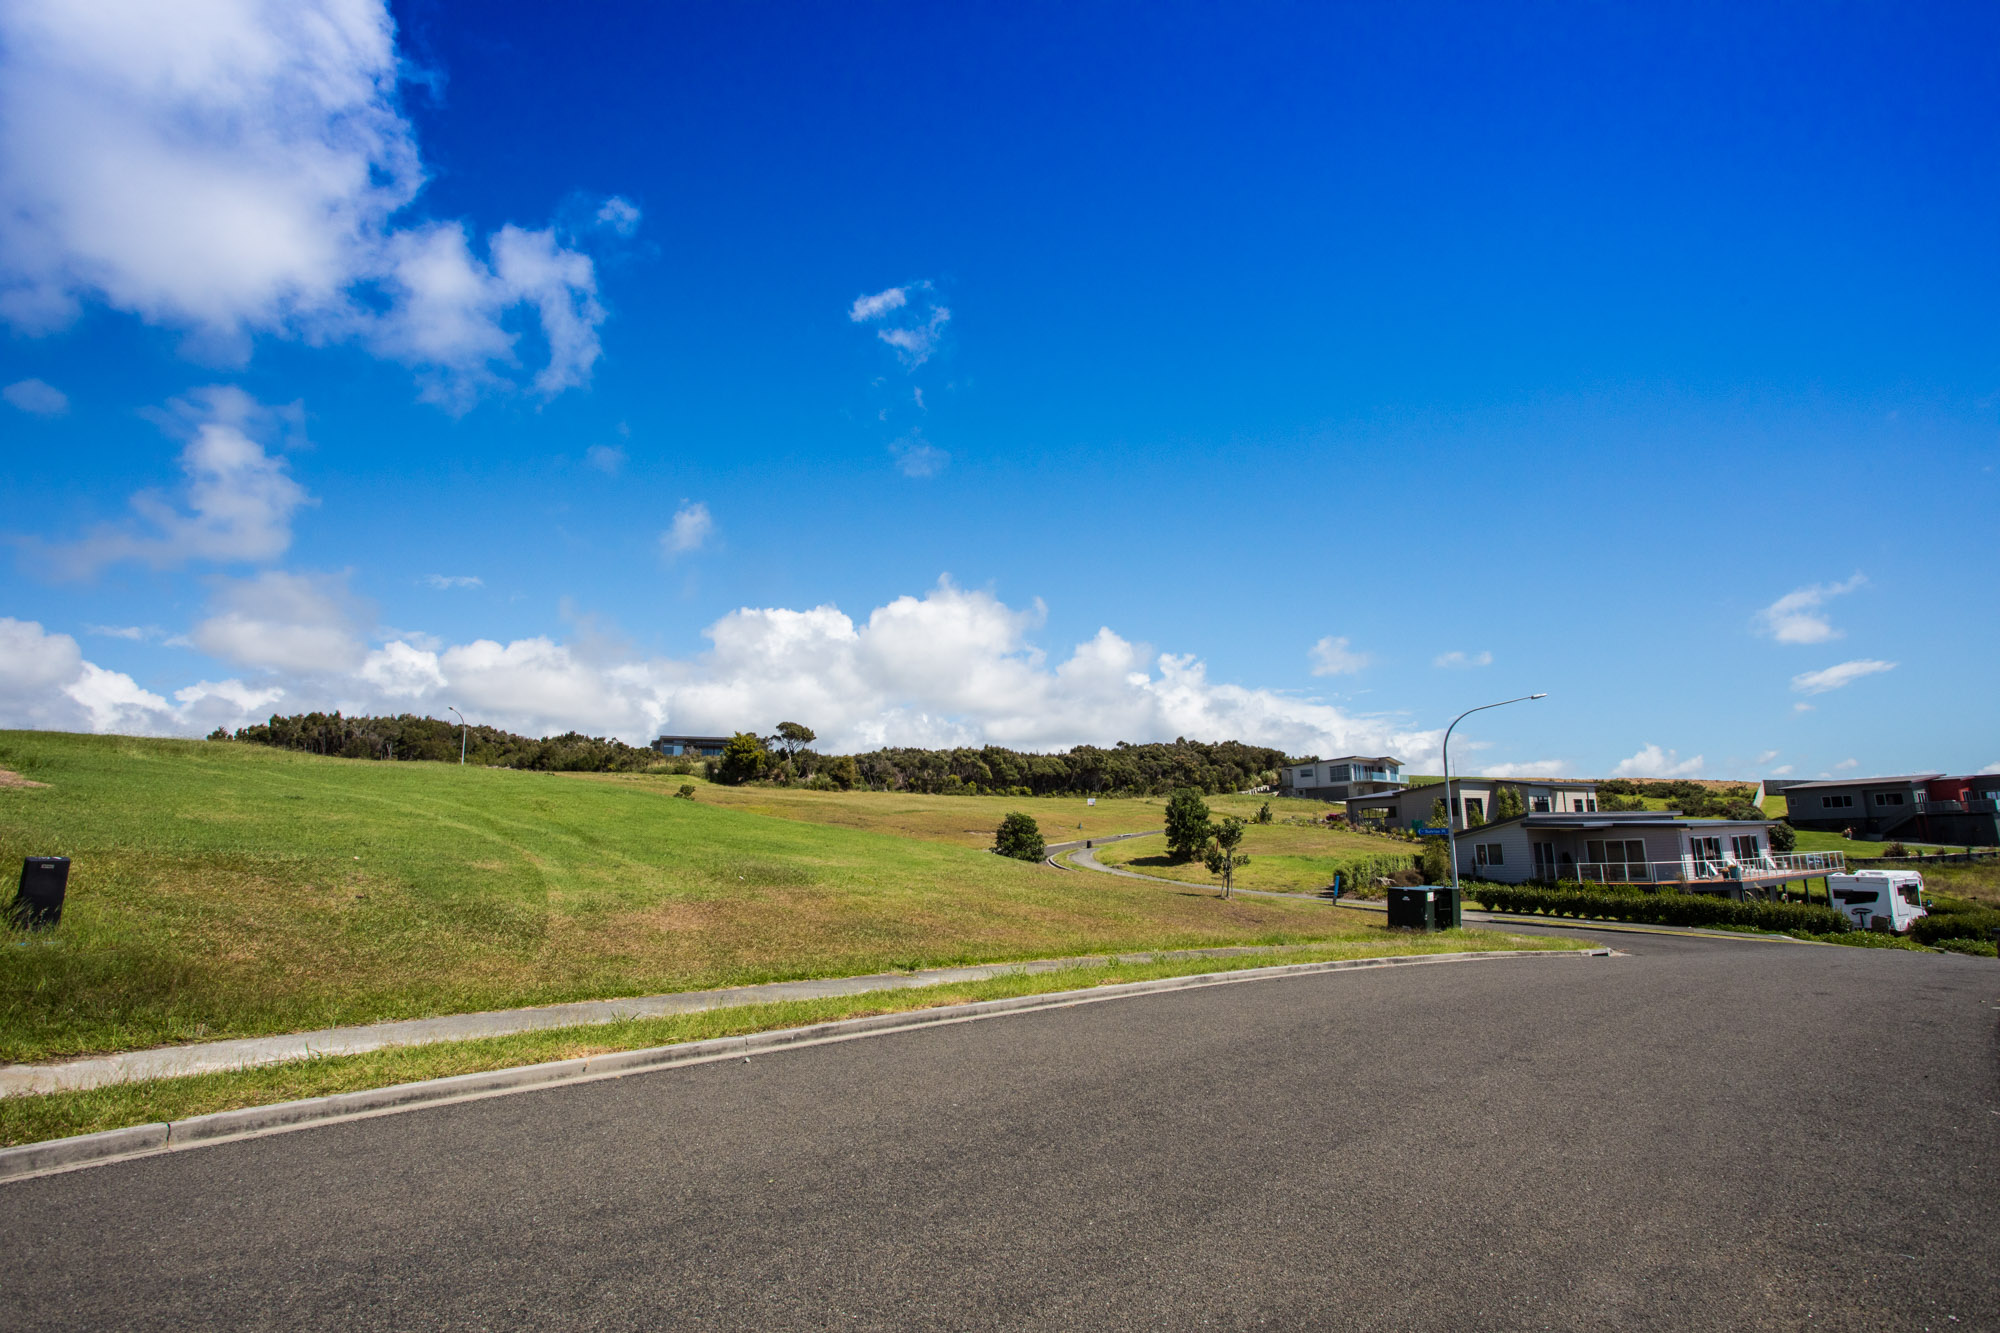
[1164,787,1212,862]
[773,722,816,758]
[1492,785,1525,821]
[1768,821,1797,853]
[715,732,767,785]
[1430,796,1449,826]
[994,812,1046,861]
[1255,801,1272,825]
[1419,837,1450,882]
[674,784,697,800]
[1203,817,1248,898]
[823,754,859,790]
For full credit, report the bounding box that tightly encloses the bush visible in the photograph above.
[993,812,1046,862]
[1473,882,1852,934]
[673,784,696,800]
[1884,842,1909,859]
[1768,821,1796,853]
[1911,907,2000,946]
[1164,787,1212,862]
[714,732,767,785]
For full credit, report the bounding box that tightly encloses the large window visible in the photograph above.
[1328,764,1351,781]
[1585,839,1650,881]
[1874,792,1905,806]
[1730,834,1762,860]
[1820,794,1854,809]
[1296,768,1314,782]
[1474,842,1505,866]
[1531,795,1551,812]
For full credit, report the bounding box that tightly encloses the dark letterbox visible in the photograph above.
[13,857,69,929]
[1432,884,1463,930]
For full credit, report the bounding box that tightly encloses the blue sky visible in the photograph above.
[2,0,1995,779]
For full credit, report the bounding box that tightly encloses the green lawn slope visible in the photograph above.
[0,732,1401,1063]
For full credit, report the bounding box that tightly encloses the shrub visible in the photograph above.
[1911,907,2000,946]
[1935,937,1999,958]
[1884,842,1909,859]
[673,784,696,800]
[1164,788,1212,862]
[1768,821,1796,853]
[1472,882,1852,934]
[993,812,1046,862]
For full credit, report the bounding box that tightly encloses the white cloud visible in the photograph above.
[1790,659,1896,695]
[585,444,625,475]
[1755,574,1865,644]
[1611,744,1705,779]
[594,196,641,237]
[849,281,950,367]
[662,502,714,554]
[1309,636,1370,676]
[190,571,365,674]
[1793,702,1813,713]
[1833,758,1859,772]
[28,387,311,577]
[1756,749,1780,764]
[1433,650,1493,669]
[3,377,67,415]
[0,0,610,402]
[0,581,1448,761]
[1769,764,1795,776]
[0,617,174,733]
[1979,761,2000,775]
[1481,760,1569,779]
[422,574,482,590]
[891,437,949,478]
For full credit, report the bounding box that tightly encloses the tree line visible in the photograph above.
[215,712,661,772]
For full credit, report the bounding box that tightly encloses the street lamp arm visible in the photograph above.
[1441,693,1547,899]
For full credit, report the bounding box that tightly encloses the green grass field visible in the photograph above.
[1093,823,1417,895]
[0,732,1454,1065]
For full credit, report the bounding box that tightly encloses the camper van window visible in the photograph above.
[1897,885,1921,904]
[1832,889,1880,904]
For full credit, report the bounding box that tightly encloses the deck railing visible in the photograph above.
[1570,851,1845,886]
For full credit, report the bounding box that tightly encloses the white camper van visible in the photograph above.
[1826,870,1928,933]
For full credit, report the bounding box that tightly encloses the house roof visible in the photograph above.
[1483,812,1774,832]
[1287,755,1400,768]
[1776,773,1943,790]
[1393,776,1597,796]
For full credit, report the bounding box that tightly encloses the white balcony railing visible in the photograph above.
[1569,851,1845,885]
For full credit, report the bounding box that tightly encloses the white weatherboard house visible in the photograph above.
[1279,756,1403,802]
[1455,810,1843,891]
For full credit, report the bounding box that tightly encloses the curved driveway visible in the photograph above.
[2,928,1994,1330]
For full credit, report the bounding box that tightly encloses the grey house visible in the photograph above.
[1454,810,1841,891]
[1278,756,1403,802]
[651,734,731,758]
[1778,772,2000,846]
[1346,778,1600,832]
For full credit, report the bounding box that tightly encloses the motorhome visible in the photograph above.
[1826,870,1928,933]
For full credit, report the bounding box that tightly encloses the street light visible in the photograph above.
[447,706,467,766]
[1442,693,1547,896]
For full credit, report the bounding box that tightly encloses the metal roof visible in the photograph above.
[1776,773,1943,790]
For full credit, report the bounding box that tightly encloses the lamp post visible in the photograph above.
[1442,693,1547,895]
[448,706,467,766]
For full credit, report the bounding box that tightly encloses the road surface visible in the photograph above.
[2,927,1993,1330]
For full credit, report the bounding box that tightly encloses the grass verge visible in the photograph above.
[0,931,1583,1148]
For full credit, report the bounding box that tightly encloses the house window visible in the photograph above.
[1531,796,1551,812]
[1297,768,1314,782]
[1463,798,1484,822]
[1328,764,1351,781]
[1532,842,1556,878]
[1820,794,1854,809]
[1691,836,1721,867]
[1730,834,1762,860]
[1585,839,1650,881]
[1477,843,1504,866]
[1587,798,1598,811]
[1874,792,1905,806]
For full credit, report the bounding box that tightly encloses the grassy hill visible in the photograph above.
[0,732,1402,1064]
[1095,823,1416,894]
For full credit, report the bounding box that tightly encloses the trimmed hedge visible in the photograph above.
[1911,907,2000,946]
[1473,882,1853,934]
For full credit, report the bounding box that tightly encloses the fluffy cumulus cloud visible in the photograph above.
[27,387,311,578]
[1433,650,1492,669]
[849,281,950,368]
[1611,744,1705,779]
[0,0,619,402]
[1769,764,1795,776]
[1790,658,1896,695]
[1308,636,1370,676]
[1755,574,1865,645]
[0,580,1446,759]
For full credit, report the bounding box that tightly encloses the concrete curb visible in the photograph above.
[0,945,1609,1184]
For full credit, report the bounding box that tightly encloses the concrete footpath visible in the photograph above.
[0,942,1352,1097]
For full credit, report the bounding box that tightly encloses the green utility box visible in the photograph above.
[1386,885,1461,932]
[1386,886,1436,931]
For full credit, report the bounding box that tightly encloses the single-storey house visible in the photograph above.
[1346,778,1600,832]
[1778,773,2000,847]
[651,734,731,758]
[1454,810,1841,891]
[1278,755,1403,802]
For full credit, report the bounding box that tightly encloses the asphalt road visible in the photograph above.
[4,929,1995,1331]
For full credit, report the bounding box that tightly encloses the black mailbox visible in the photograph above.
[13,857,69,929]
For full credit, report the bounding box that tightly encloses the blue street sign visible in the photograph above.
[1416,825,1449,836]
